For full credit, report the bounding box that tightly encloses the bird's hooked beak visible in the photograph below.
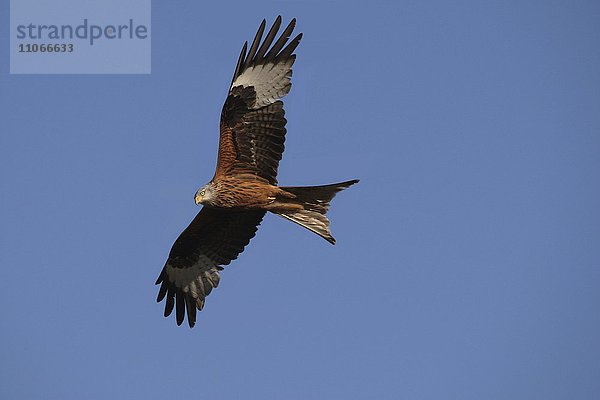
[194,193,203,205]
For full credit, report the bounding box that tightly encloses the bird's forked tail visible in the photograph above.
[272,179,359,244]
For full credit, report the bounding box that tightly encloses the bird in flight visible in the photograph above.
[156,16,358,327]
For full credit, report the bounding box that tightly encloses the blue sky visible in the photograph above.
[1,1,600,399]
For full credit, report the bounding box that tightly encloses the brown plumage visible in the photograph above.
[156,16,358,327]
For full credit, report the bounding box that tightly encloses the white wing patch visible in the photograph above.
[231,59,294,109]
[165,255,220,300]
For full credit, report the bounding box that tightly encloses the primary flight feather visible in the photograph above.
[156,16,358,327]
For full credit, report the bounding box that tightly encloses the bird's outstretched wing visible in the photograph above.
[215,16,303,185]
[156,207,265,327]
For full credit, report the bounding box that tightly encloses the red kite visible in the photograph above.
[156,16,358,327]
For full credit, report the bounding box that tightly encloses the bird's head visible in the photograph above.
[194,183,215,206]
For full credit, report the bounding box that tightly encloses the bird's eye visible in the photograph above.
[200,190,205,196]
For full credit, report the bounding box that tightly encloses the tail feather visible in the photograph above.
[274,179,358,244]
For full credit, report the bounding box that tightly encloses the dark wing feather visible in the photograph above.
[156,207,265,327]
[243,19,266,71]
[216,16,303,185]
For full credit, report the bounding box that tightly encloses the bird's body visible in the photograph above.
[156,16,358,327]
